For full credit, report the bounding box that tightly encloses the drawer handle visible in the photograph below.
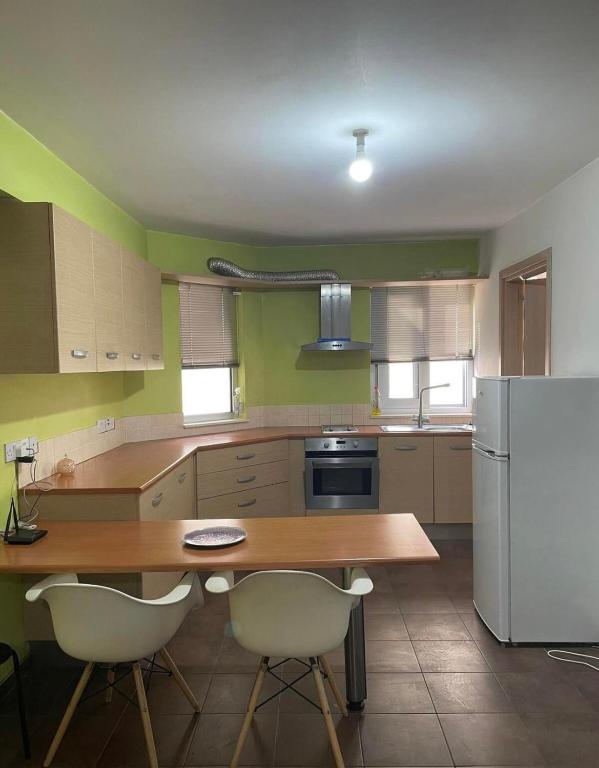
[71,349,89,359]
[237,498,257,508]
[237,475,257,484]
[151,492,163,507]
[236,453,256,461]
[152,353,161,360]
[106,351,119,360]
[394,445,417,451]
[450,445,472,451]
[178,472,187,484]
[131,353,142,360]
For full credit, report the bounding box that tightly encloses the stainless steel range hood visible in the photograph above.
[301,284,372,352]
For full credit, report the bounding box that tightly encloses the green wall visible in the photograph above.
[142,231,479,410]
[0,112,146,666]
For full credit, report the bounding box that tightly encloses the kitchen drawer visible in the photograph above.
[196,439,288,474]
[197,459,288,499]
[139,457,195,521]
[197,482,289,519]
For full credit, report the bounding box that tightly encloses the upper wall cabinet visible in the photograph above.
[0,200,163,374]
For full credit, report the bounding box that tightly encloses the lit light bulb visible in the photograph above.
[349,128,372,183]
[349,157,373,182]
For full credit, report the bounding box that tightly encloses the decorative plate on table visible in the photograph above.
[183,526,247,549]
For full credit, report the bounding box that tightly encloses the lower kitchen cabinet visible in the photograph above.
[433,435,473,523]
[26,456,196,639]
[379,433,473,523]
[379,436,434,522]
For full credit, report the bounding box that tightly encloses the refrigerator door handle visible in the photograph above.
[472,444,509,462]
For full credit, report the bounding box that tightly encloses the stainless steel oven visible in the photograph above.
[304,437,379,509]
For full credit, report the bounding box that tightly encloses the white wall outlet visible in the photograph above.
[105,417,115,432]
[96,419,107,434]
[5,437,33,463]
[27,436,39,455]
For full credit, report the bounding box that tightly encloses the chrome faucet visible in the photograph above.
[416,383,450,428]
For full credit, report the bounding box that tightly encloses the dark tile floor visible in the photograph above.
[2,540,599,767]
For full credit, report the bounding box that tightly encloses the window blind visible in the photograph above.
[178,283,238,368]
[371,284,474,362]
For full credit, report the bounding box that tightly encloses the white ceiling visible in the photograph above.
[2,0,599,245]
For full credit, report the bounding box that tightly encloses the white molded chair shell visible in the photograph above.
[26,572,203,664]
[205,568,373,658]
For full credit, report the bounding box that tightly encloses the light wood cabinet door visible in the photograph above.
[139,457,195,599]
[93,231,124,371]
[379,436,434,522]
[143,260,164,370]
[0,201,58,373]
[122,247,147,370]
[52,206,97,372]
[433,436,473,523]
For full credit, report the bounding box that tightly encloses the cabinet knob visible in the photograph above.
[131,353,142,360]
[236,453,256,461]
[394,445,417,451]
[151,492,163,507]
[237,475,257,484]
[106,352,119,360]
[152,353,161,361]
[71,349,89,359]
[178,472,187,484]
[237,498,257,508]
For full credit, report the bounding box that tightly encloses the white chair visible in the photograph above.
[206,568,373,768]
[26,571,203,768]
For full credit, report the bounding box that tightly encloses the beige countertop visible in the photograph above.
[30,425,471,495]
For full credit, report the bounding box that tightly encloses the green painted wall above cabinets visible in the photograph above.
[144,230,480,410]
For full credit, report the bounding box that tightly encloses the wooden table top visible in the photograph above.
[29,426,471,495]
[0,514,439,574]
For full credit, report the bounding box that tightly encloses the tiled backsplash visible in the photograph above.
[20,406,471,485]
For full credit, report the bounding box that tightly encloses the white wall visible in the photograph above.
[476,156,599,376]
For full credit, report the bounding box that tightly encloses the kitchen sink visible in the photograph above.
[380,424,473,433]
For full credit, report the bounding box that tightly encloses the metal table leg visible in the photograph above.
[343,567,367,710]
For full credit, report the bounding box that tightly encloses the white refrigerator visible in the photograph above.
[473,375,599,643]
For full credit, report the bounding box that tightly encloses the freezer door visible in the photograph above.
[473,377,509,455]
[473,444,510,642]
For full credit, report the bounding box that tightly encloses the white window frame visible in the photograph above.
[373,360,473,416]
[182,366,239,426]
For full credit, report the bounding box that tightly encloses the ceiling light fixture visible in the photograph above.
[349,128,372,182]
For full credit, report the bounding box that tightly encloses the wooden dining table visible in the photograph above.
[0,512,439,709]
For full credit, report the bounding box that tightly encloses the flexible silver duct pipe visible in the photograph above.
[207,257,340,282]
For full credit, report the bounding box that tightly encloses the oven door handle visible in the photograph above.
[308,457,378,469]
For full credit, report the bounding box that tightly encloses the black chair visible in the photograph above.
[0,642,30,759]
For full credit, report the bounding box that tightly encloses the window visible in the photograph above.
[371,284,474,415]
[178,283,239,423]
[375,360,473,414]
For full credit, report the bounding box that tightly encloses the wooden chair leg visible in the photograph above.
[133,662,158,768]
[159,646,201,712]
[105,666,115,703]
[43,661,94,768]
[319,655,348,717]
[311,658,345,768]
[230,656,269,768]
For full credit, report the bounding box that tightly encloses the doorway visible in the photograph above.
[499,248,551,376]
